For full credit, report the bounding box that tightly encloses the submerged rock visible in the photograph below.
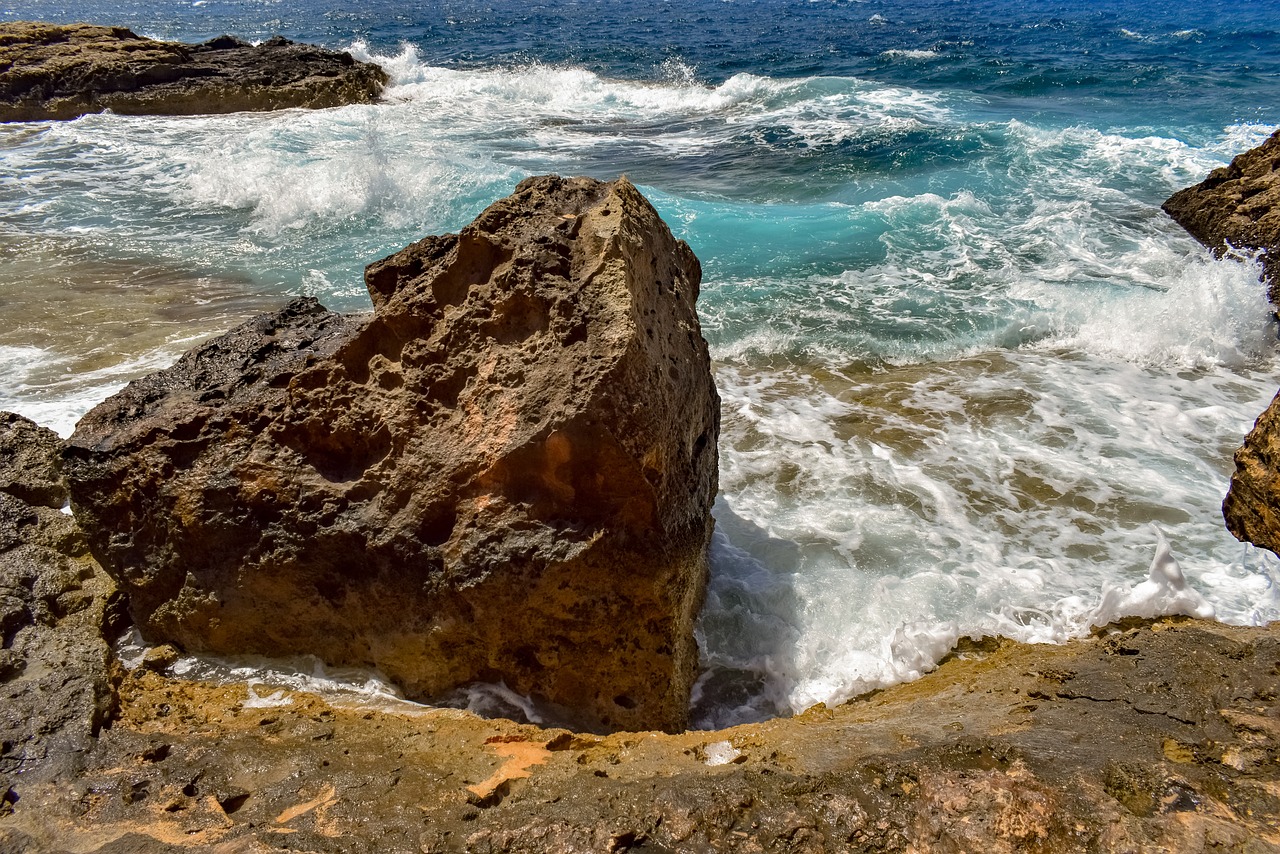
[64,176,719,733]
[0,22,387,122]
[0,413,119,794]
[1163,128,1280,302]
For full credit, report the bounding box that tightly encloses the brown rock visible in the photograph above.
[1222,388,1280,555]
[64,175,719,733]
[0,21,388,122]
[1172,132,1280,560]
[1163,128,1280,302]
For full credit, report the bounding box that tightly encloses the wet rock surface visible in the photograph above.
[0,618,1276,852]
[1163,128,1280,302]
[0,413,119,794]
[0,22,387,122]
[64,176,719,733]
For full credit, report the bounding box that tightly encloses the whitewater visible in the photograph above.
[2,0,1279,728]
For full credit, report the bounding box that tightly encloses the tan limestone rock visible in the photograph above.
[64,176,719,733]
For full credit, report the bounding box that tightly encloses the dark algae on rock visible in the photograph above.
[0,21,387,122]
[64,176,720,734]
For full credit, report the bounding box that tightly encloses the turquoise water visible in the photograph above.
[2,0,1279,725]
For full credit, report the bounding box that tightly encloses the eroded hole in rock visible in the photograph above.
[435,233,512,307]
[141,743,170,762]
[314,576,347,608]
[487,292,550,344]
[219,792,251,814]
[293,423,393,483]
[692,431,709,457]
[424,362,478,411]
[419,507,457,549]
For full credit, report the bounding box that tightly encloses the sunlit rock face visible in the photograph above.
[64,176,719,733]
[1223,390,1280,557]
[1163,128,1280,303]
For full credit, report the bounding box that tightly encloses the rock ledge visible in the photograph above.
[0,21,388,122]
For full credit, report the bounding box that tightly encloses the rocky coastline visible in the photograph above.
[0,34,1279,851]
[0,22,387,122]
[3,407,1277,851]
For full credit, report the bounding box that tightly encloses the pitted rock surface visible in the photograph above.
[0,21,387,122]
[64,176,719,733]
[2,618,1278,853]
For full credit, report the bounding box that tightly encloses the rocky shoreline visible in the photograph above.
[1,30,1279,851]
[3,403,1278,851]
[1166,128,1280,566]
[4,608,1279,851]
[0,22,387,122]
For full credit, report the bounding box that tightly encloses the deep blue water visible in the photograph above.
[10,0,1280,130]
[3,0,1280,724]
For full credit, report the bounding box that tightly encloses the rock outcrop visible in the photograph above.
[1223,390,1280,555]
[2,618,1278,853]
[64,176,720,733]
[1167,131,1280,553]
[0,412,119,794]
[1163,128,1280,302]
[0,22,387,122]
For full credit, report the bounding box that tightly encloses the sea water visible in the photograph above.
[3,0,1279,728]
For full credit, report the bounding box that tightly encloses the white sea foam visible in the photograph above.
[115,628,429,713]
[6,50,1279,731]
[703,741,741,765]
[879,49,941,61]
[697,351,1280,722]
[174,109,512,237]
[348,41,953,159]
[1089,528,1215,623]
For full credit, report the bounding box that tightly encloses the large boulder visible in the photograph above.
[0,412,119,794]
[1163,128,1280,302]
[64,176,719,733]
[0,22,388,122]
